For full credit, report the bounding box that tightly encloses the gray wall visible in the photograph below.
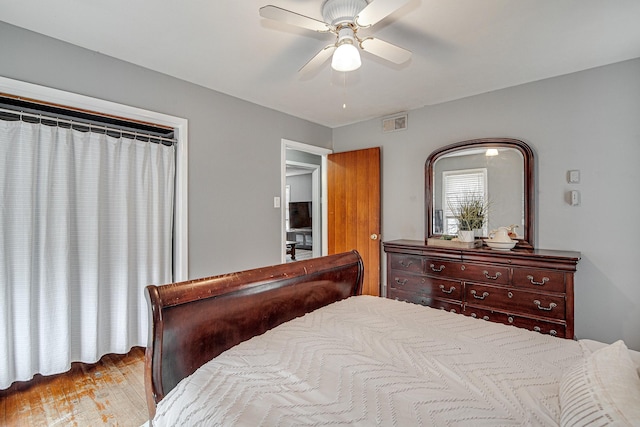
[0,22,332,278]
[286,174,313,203]
[333,59,640,351]
[2,21,639,350]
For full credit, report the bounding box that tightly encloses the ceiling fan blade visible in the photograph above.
[360,37,411,64]
[299,45,336,73]
[259,5,330,32]
[355,0,411,27]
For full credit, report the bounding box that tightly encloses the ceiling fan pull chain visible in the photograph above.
[342,72,348,109]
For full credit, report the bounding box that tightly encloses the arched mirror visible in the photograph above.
[425,138,535,249]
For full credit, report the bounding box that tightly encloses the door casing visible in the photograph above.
[281,139,331,262]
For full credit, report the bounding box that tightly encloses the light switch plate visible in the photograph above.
[568,170,580,184]
[569,190,580,206]
[273,196,280,208]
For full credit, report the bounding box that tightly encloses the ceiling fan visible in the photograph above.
[259,0,412,73]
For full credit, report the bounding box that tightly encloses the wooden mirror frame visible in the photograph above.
[425,138,535,249]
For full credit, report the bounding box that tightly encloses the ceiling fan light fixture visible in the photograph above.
[331,25,361,72]
[332,41,361,71]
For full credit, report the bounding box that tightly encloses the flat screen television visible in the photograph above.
[289,201,311,229]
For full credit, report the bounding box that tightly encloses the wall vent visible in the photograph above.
[382,113,408,133]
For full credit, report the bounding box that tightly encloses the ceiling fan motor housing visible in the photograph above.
[322,0,368,26]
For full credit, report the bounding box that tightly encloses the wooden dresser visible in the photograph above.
[383,240,580,338]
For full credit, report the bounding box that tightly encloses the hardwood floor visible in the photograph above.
[0,347,148,426]
[1,252,314,426]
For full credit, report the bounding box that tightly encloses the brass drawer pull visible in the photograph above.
[439,284,456,294]
[483,270,502,280]
[533,300,557,311]
[394,278,408,286]
[527,275,549,286]
[470,313,489,320]
[471,290,489,300]
[399,259,414,268]
[430,264,445,272]
[535,326,557,336]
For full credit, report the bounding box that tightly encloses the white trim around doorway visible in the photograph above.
[281,139,332,263]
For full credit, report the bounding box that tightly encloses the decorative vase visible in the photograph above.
[458,230,475,242]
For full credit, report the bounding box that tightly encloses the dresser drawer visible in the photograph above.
[512,268,565,293]
[465,283,566,320]
[389,272,463,301]
[458,263,510,285]
[464,305,567,337]
[388,254,424,273]
[388,271,424,290]
[388,288,463,314]
[430,298,464,314]
[423,259,465,279]
[510,315,567,338]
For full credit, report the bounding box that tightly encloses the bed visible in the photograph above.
[144,251,640,426]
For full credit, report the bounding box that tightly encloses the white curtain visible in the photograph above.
[0,119,175,389]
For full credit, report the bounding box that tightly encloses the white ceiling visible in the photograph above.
[2,1,639,128]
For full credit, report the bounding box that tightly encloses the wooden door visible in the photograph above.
[327,147,381,296]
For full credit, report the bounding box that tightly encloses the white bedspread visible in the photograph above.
[153,296,586,426]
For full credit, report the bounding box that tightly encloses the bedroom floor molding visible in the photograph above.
[0,347,147,426]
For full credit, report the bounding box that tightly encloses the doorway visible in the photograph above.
[285,163,318,260]
[281,140,331,263]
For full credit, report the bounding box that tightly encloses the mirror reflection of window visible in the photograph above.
[443,168,488,235]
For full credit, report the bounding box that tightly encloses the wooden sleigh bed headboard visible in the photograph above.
[144,251,364,419]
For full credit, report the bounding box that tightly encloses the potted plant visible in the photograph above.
[448,194,489,242]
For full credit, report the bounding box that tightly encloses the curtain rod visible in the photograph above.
[0,92,173,131]
[0,107,176,145]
